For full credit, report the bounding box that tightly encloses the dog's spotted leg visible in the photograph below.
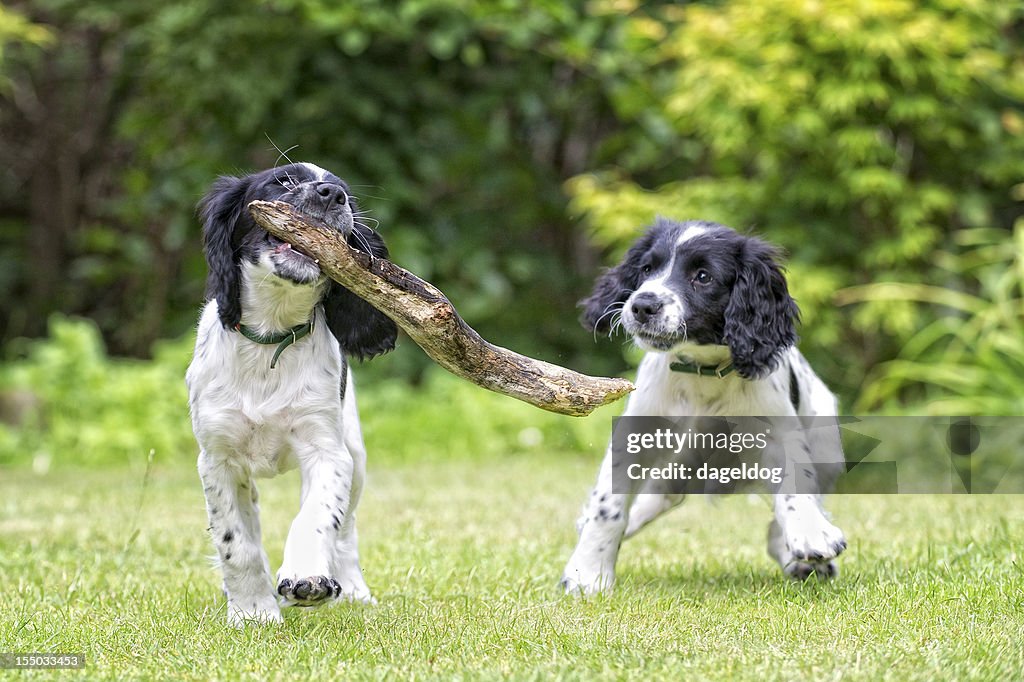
[562,447,631,596]
[328,387,374,604]
[276,439,353,607]
[198,452,281,626]
[763,427,845,579]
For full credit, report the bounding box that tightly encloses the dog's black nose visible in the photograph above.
[631,293,663,323]
[315,182,348,207]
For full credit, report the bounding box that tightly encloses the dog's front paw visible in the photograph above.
[227,596,283,627]
[277,576,342,607]
[561,562,615,597]
[785,518,847,563]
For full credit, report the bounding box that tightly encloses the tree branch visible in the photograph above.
[249,200,633,416]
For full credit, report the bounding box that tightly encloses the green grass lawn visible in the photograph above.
[2,452,1023,680]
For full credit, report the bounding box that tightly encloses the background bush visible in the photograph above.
[0,317,194,470]
[840,219,1024,415]
[0,0,638,377]
[568,0,1024,402]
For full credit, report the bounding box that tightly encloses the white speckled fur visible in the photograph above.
[563,220,847,595]
[189,291,374,624]
[188,245,374,627]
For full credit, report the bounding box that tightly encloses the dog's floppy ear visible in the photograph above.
[198,175,252,329]
[579,229,659,335]
[723,237,800,379]
[323,223,398,360]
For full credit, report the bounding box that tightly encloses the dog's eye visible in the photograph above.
[692,269,712,286]
[641,264,652,275]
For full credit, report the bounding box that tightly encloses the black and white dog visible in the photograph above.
[186,162,397,625]
[561,218,847,595]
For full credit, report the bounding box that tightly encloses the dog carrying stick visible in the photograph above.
[249,200,633,416]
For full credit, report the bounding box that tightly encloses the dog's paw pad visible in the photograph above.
[277,576,341,606]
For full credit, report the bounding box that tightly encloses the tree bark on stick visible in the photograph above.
[249,200,634,416]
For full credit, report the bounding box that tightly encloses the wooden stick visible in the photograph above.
[249,200,633,416]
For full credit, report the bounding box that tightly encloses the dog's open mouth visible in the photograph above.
[269,240,324,285]
[632,329,685,350]
[274,241,316,264]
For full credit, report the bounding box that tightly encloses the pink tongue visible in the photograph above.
[274,243,292,253]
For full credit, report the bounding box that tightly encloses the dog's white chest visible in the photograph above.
[186,306,344,477]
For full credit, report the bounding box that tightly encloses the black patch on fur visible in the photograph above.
[789,364,801,412]
[338,356,348,399]
[722,237,799,378]
[579,224,674,333]
[198,175,253,328]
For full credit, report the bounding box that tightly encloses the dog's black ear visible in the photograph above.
[723,237,800,379]
[579,229,658,334]
[198,175,252,329]
[324,223,398,360]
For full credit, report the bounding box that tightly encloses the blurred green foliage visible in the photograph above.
[0,4,51,83]
[569,0,1024,403]
[839,221,1024,415]
[0,317,195,470]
